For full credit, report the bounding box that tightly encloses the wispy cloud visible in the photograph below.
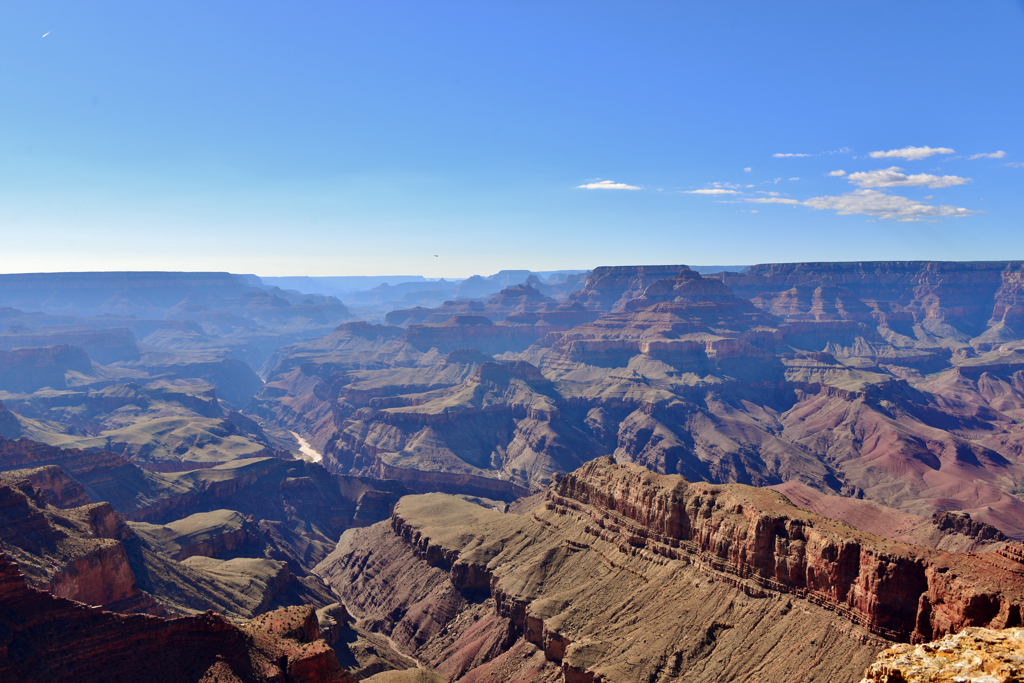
[684,188,739,195]
[803,189,976,221]
[828,170,847,176]
[868,146,955,161]
[576,179,640,190]
[789,177,800,181]
[743,167,752,173]
[745,197,800,205]
[970,151,1007,160]
[773,147,850,159]
[847,166,970,189]
[1007,162,1024,169]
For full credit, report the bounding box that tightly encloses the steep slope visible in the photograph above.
[256,267,803,493]
[330,360,591,494]
[315,459,1024,682]
[721,261,1023,331]
[0,476,163,615]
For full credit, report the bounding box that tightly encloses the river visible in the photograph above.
[289,431,323,463]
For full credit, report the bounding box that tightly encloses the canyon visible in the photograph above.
[252,262,1024,540]
[4,262,1024,681]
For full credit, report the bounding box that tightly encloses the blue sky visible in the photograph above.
[2,2,1022,277]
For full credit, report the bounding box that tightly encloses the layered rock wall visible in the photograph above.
[322,486,890,682]
[720,261,1024,335]
[553,458,1024,643]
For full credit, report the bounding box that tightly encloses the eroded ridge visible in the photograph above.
[321,457,1024,681]
[552,458,1024,644]
[327,462,1024,681]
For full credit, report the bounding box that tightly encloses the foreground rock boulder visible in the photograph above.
[860,626,1024,682]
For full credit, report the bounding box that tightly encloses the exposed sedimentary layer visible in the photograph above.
[554,458,1024,644]
[316,459,1024,681]
[313,467,932,679]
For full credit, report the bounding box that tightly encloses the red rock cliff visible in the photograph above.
[553,458,1024,643]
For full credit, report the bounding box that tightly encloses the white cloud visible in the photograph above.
[684,188,740,195]
[802,189,976,221]
[749,210,759,213]
[828,170,847,176]
[1007,162,1024,169]
[745,197,800,205]
[757,191,780,196]
[789,177,800,181]
[970,151,1007,160]
[774,153,812,158]
[576,180,641,190]
[745,184,754,188]
[825,147,852,155]
[847,166,970,189]
[743,167,752,173]
[773,178,782,184]
[868,146,955,161]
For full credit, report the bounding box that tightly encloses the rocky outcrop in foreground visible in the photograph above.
[861,627,1024,682]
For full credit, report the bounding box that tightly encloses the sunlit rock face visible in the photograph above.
[860,626,1024,683]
